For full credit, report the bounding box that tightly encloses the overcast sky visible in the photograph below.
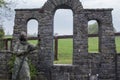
[2,0,120,35]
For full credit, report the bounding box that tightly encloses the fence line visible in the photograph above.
[0,33,120,60]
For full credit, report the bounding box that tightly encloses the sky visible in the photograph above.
[2,0,120,35]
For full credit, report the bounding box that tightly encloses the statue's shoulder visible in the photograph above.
[15,41,20,45]
[16,41,19,44]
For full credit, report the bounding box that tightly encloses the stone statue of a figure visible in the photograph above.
[12,31,36,80]
[89,74,99,80]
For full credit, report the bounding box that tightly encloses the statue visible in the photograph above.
[12,31,37,80]
[89,74,99,80]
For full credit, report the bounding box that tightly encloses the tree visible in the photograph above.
[0,0,26,24]
[0,0,15,25]
[0,25,5,38]
[88,22,116,34]
[0,0,5,7]
[0,25,4,50]
[88,22,98,34]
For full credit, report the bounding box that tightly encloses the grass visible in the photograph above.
[54,39,73,64]
[88,37,99,53]
[4,35,12,38]
[2,36,120,64]
[115,37,120,53]
[28,37,120,64]
[28,40,38,46]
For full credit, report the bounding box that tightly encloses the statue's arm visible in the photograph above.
[13,43,27,56]
[16,50,28,56]
[27,44,38,53]
[28,44,38,52]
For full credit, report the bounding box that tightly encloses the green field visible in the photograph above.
[28,37,120,64]
[1,36,120,64]
[4,35,13,38]
[116,37,120,53]
[54,39,73,64]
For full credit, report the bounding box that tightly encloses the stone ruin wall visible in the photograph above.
[0,0,119,80]
[1,53,120,80]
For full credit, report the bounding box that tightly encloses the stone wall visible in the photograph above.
[0,52,11,80]
[0,52,119,80]
[0,52,100,80]
[51,53,101,80]
[0,0,119,80]
[117,54,120,80]
[0,51,43,80]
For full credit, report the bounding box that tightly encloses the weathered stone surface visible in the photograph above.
[0,0,118,80]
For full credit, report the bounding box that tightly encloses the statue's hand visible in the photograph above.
[16,51,28,57]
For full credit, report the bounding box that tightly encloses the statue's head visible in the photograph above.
[19,31,27,42]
